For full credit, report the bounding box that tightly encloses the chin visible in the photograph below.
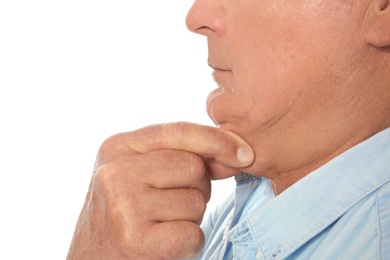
[206,90,260,135]
[206,93,239,128]
[207,106,251,138]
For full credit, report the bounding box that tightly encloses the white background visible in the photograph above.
[0,1,234,259]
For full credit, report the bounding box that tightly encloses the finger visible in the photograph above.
[145,221,205,260]
[131,122,254,165]
[203,157,242,180]
[109,150,210,190]
[142,188,208,224]
[121,122,254,170]
[95,150,211,200]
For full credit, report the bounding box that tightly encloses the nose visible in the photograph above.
[186,0,226,36]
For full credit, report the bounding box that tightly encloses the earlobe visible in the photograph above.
[365,0,390,47]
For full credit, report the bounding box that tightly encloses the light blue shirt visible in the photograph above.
[192,127,390,259]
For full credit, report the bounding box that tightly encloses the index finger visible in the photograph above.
[111,122,254,169]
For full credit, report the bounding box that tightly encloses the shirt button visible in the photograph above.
[256,251,264,260]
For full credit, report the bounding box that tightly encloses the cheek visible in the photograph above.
[211,0,364,131]
[227,6,361,121]
[227,27,307,127]
[222,10,306,126]
[207,34,306,129]
[234,68,302,126]
[206,68,298,133]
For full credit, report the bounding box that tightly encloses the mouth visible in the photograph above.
[209,63,231,81]
[211,69,229,83]
[208,63,230,71]
[211,68,231,87]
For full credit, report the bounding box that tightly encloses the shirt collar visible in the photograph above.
[229,127,390,259]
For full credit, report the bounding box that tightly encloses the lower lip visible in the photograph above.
[212,69,229,80]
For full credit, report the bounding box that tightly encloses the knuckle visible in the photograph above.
[185,190,207,223]
[191,190,207,214]
[171,121,190,134]
[161,223,204,259]
[183,224,205,258]
[97,133,123,160]
[96,131,141,164]
[96,163,116,186]
[188,153,206,180]
[93,165,145,251]
[95,162,125,196]
[187,226,205,257]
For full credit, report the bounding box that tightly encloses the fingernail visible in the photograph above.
[237,147,254,164]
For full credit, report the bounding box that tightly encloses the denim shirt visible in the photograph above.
[192,127,390,259]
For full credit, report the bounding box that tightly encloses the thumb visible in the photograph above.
[202,129,255,180]
[221,130,255,165]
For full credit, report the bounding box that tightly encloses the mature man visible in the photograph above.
[68,0,390,259]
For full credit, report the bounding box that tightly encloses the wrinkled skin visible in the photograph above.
[67,123,254,259]
[68,0,390,258]
[186,0,390,192]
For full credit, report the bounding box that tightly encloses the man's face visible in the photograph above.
[186,0,375,174]
[187,0,368,138]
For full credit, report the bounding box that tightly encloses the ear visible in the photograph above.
[364,0,390,47]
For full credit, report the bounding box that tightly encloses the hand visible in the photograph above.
[67,122,254,260]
